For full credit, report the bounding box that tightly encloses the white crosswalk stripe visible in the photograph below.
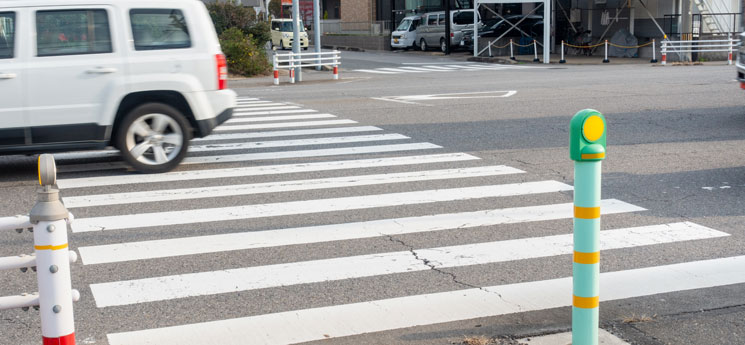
[106,255,745,345]
[225,113,336,123]
[90,222,727,307]
[353,63,539,75]
[28,97,734,345]
[70,181,574,232]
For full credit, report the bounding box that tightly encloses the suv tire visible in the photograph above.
[420,38,428,51]
[440,38,447,53]
[115,103,191,174]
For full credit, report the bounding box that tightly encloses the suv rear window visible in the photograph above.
[0,12,14,59]
[130,9,191,50]
[36,9,112,56]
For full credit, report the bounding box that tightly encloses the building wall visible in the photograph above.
[342,0,372,22]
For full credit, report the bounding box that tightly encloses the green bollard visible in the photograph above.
[569,109,606,345]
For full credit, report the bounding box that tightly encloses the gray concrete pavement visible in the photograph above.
[1,51,745,345]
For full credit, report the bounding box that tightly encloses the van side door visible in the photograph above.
[0,9,26,148]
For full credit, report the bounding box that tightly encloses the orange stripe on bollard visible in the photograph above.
[573,295,599,309]
[580,153,605,160]
[574,251,600,264]
[574,206,600,219]
[35,243,68,251]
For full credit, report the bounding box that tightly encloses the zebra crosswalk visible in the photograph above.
[15,96,736,344]
[353,63,541,75]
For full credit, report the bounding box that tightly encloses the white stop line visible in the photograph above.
[372,90,517,106]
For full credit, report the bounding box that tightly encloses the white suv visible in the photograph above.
[0,0,236,173]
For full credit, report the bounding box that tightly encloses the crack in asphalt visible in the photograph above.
[385,234,524,312]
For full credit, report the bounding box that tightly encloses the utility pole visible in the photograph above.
[445,0,451,54]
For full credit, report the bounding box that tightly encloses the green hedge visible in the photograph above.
[220,28,271,77]
[207,2,271,77]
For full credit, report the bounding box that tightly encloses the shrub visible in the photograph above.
[219,27,271,77]
[207,1,270,46]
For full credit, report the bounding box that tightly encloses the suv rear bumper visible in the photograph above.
[196,107,232,138]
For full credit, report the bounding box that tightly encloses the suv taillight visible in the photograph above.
[216,54,227,90]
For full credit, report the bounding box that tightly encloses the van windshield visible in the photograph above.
[280,21,305,32]
[396,19,412,31]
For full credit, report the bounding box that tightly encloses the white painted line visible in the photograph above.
[107,254,745,345]
[372,91,517,105]
[187,134,408,153]
[64,165,521,208]
[233,106,300,112]
[353,69,398,74]
[181,142,440,165]
[402,62,477,65]
[233,109,318,117]
[71,180,571,232]
[397,66,448,72]
[378,68,424,73]
[79,199,641,265]
[213,119,358,131]
[370,97,427,106]
[56,134,408,170]
[235,100,273,105]
[91,222,726,307]
[235,97,259,101]
[193,126,383,142]
[446,64,505,70]
[58,153,480,189]
[225,114,336,124]
[235,103,286,108]
[422,65,459,70]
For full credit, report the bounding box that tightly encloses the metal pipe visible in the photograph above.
[560,40,566,63]
[0,215,32,232]
[0,290,80,311]
[292,0,301,82]
[313,0,321,71]
[510,39,515,60]
[603,40,609,63]
[0,251,77,272]
[651,39,658,63]
[533,40,539,62]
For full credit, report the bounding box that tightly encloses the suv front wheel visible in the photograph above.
[115,103,191,173]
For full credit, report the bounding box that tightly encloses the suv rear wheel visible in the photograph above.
[420,38,428,51]
[115,103,191,173]
[440,38,447,53]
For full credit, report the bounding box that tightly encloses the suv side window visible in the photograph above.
[438,14,445,26]
[36,9,112,56]
[410,19,419,31]
[0,12,15,59]
[130,9,191,51]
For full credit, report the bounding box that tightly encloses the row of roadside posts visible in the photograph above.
[0,114,607,345]
[558,34,739,65]
[0,154,78,345]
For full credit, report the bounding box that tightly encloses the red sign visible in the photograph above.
[281,0,292,5]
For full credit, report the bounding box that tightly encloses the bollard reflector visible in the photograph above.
[582,116,605,142]
[37,154,57,186]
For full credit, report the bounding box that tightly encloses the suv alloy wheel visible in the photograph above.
[115,103,191,173]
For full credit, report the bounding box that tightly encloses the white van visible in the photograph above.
[0,0,236,173]
[417,9,481,52]
[391,15,421,50]
[271,18,309,50]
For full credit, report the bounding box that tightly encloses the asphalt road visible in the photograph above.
[2,50,745,345]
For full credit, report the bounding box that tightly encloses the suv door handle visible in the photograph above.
[86,67,117,74]
[0,73,16,79]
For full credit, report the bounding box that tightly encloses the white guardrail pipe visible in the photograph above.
[0,251,78,272]
[273,51,341,84]
[0,290,80,311]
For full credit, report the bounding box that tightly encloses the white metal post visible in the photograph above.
[533,40,539,62]
[474,0,479,57]
[662,40,667,65]
[31,154,76,345]
[289,53,295,84]
[273,53,279,85]
[728,33,733,65]
[560,40,566,63]
[651,39,658,63]
[603,40,610,63]
[510,39,515,60]
[543,0,551,63]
